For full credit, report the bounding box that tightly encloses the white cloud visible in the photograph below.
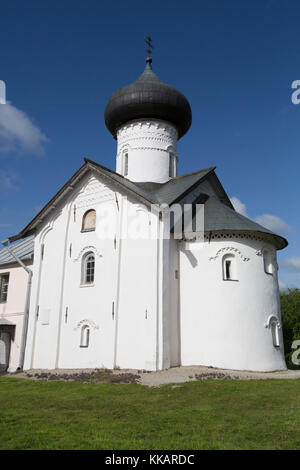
[278,279,289,291]
[230,196,248,217]
[282,257,300,271]
[0,101,48,155]
[255,214,290,234]
[230,196,290,235]
[0,169,17,190]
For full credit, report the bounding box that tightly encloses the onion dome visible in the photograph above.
[104,58,192,139]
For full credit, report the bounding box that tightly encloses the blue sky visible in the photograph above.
[0,0,299,288]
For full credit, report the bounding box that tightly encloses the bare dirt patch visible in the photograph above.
[5,365,300,387]
[24,369,140,384]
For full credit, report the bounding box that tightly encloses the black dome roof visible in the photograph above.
[104,58,192,140]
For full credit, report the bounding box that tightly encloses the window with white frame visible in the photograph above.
[81,252,95,285]
[222,254,237,281]
[81,209,96,232]
[263,250,273,275]
[80,325,90,348]
[0,274,9,303]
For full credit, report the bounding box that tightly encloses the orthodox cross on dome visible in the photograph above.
[144,35,154,59]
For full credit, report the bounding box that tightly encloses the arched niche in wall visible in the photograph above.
[80,325,90,348]
[264,315,281,348]
[263,250,274,275]
[81,209,96,232]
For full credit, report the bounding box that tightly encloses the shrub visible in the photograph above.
[280,288,300,369]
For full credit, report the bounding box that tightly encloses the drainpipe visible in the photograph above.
[113,194,123,369]
[1,239,33,370]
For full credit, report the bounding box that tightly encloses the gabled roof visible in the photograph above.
[84,159,218,206]
[7,158,287,250]
[129,168,217,205]
[8,159,218,242]
[0,236,34,266]
[187,196,288,250]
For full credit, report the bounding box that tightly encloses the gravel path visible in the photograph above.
[4,366,300,387]
[138,366,300,386]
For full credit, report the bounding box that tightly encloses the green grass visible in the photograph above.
[1,377,300,449]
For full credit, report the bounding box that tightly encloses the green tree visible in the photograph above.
[280,288,300,369]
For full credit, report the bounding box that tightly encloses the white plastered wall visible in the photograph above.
[23,171,163,371]
[179,236,286,371]
[116,119,178,183]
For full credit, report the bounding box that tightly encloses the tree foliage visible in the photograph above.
[280,288,300,369]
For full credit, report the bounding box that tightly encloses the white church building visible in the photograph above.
[7,56,288,372]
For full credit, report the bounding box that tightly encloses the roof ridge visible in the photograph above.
[172,166,216,181]
[84,158,124,178]
[87,159,217,206]
[7,161,217,242]
[85,158,216,185]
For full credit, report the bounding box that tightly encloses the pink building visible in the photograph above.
[0,237,34,372]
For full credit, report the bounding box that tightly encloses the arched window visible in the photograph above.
[123,152,128,176]
[80,325,90,348]
[82,209,96,232]
[81,252,95,285]
[169,153,176,178]
[263,250,273,275]
[222,254,237,281]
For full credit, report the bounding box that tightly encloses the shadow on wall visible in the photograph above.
[182,249,198,268]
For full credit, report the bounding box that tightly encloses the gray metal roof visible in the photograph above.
[7,159,287,250]
[188,196,287,249]
[133,168,216,205]
[8,159,218,241]
[0,236,34,266]
[86,161,216,206]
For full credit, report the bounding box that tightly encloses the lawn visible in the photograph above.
[0,377,300,450]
